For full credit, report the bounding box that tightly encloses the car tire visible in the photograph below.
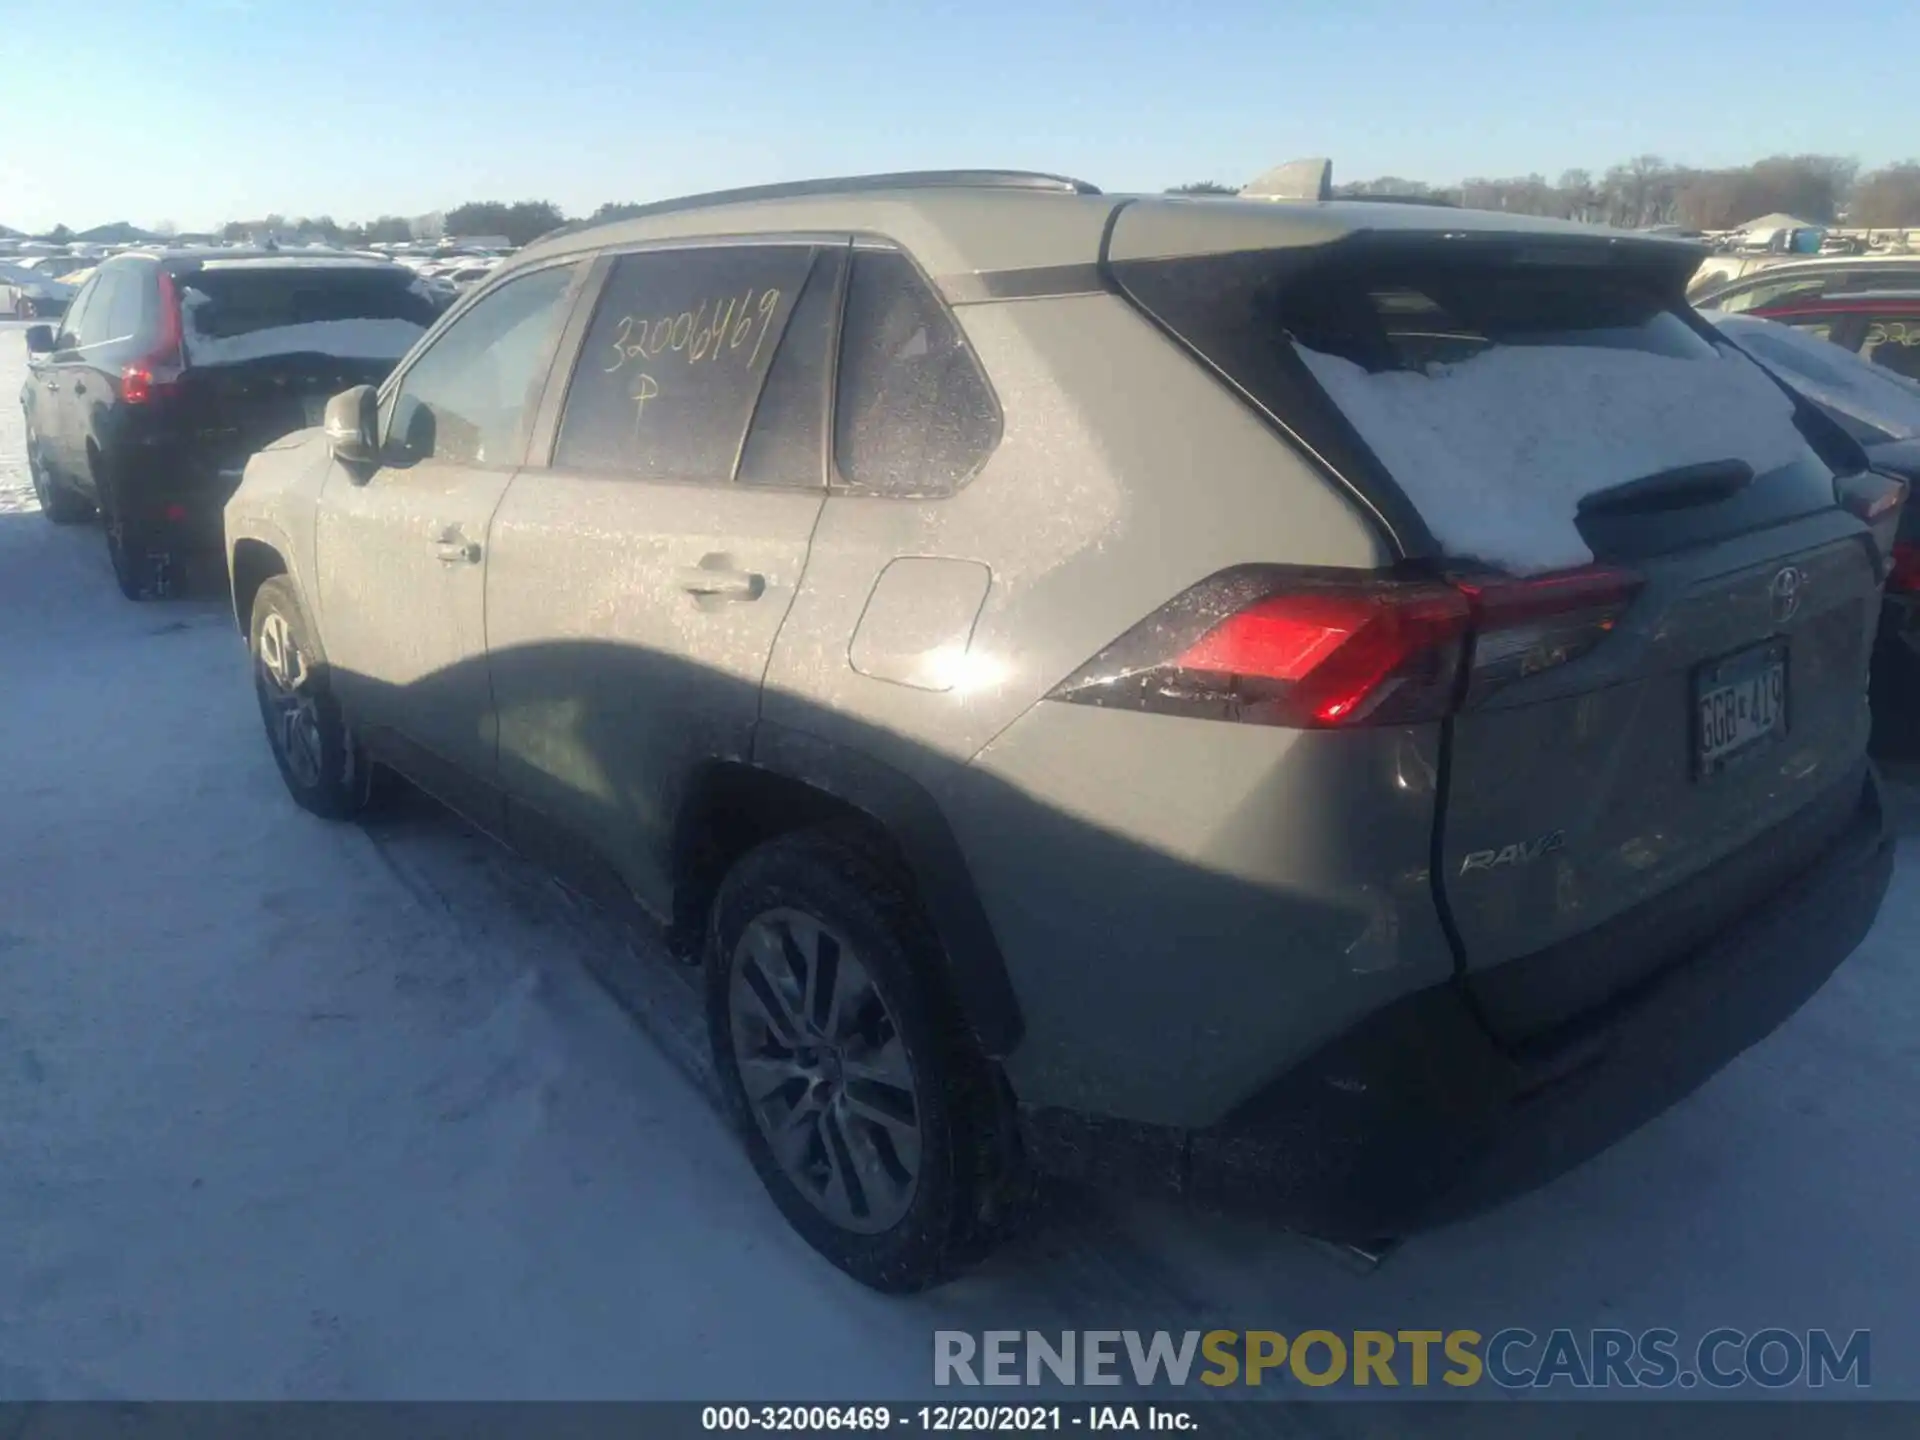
[27,441,93,525]
[249,576,377,821]
[94,464,164,601]
[705,824,1026,1293]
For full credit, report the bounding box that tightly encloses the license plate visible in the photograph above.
[1694,642,1788,777]
[303,396,328,427]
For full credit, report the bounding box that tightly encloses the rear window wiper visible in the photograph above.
[1576,459,1755,517]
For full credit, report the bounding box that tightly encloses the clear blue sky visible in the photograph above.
[3,0,1915,233]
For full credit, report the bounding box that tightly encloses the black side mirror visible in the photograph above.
[24,324,55,355]
[323,385,381,477]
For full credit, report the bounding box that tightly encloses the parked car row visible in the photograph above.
[0,259,76,318]
[17,171,1914,1293]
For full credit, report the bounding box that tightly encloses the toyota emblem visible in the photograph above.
[1769,565,1808,624]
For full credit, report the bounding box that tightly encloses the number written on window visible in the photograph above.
[556,246,816,481]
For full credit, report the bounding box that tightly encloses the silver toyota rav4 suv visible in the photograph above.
[226,170,1903,1291]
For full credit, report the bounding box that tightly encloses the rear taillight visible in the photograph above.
[1891,542,1920,596]
[1048,563,1642,729]
[121,270,184,406]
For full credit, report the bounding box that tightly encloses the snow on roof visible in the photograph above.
[195,256,400,272]
[1294,340,1812,573]
[1738,212,1822,234]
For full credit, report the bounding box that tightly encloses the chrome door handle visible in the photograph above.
[675,565,765,600]
[436,539,481,565]
[43,380,59,392]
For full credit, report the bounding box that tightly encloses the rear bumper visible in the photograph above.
[1018,767,1894,1242]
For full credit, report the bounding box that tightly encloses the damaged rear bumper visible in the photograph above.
[1017,767,1894,1243]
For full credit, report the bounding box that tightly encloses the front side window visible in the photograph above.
[832,248,1001,498]
[553,244,816,480]
[382,262,581,468]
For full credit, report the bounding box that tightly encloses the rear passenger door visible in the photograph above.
[486,240,842,916]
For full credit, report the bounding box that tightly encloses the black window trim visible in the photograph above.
[527,232,847,490]
[372,255,593,476]
[732,240,850,492]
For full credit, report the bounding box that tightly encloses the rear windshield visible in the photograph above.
[179,265,438,368]
[1116,248,1835,573]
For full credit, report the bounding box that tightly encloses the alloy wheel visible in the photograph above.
[728,907,924,1234]
[256,610,326,789]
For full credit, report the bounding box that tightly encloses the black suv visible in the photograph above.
[21,249,441,599]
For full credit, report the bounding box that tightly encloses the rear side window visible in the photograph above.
[179,265,439,367]
[554,244,816,480]
[832,248,1000,498]
[1116,246,1830,573]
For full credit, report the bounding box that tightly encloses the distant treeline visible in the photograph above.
[15,155,1920,248]
[1171,155,1920,229]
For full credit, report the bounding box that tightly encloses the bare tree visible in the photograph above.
[1851,163,1920,228]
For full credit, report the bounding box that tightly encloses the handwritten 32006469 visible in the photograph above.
[603,285,785,423]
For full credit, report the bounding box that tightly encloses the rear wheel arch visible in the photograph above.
[671,730,1024,1058]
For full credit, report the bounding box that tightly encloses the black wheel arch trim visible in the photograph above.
[731,721,1025,1058]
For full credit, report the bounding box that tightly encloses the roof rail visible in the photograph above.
[535,169,1103,244]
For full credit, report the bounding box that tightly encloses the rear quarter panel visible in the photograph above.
[761,287,1454,1125]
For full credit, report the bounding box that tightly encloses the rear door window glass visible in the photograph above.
[179,264,440,367]
[832,248,1000,497]
[382,262,582,467]
[1863,313,1920,381]
[554,244,816,481]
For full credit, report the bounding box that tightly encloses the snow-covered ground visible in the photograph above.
[3,319,1918,1406]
